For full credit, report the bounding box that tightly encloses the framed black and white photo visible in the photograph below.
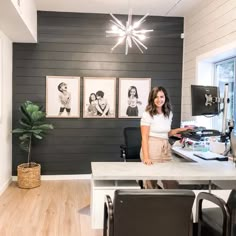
[119,78,151,118]
[46,76,80,118]
[83,77,116,118]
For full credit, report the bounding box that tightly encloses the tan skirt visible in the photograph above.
[140,136,172,163]
[140,136,178,189]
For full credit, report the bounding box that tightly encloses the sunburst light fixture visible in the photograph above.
[106,9,153,55]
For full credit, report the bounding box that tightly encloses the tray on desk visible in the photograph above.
[193,151,228,161]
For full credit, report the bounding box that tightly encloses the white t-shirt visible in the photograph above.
[140,111,173,139]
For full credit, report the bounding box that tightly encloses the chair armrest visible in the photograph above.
[196,192,230,236]
[103,195,114,236]
[120,144,127,161]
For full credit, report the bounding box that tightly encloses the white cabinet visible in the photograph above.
[91,180,140,229]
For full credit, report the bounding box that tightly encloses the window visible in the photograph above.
[214,58,236,131]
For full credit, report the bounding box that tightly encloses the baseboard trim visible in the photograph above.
[0,177,12,196]
[12,174,92,181]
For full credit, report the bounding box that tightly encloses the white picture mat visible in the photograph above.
[119,78,151,118]
[46,76,80,118]
[83,77,116,118]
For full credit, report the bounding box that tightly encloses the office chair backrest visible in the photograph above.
[123,127,141,159]
[227,189,236,211]
[196,189,236,236]
[227,189,236,236]
[230,129,236,161]
[112,189,195,236]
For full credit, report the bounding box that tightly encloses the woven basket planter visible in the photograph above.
[17,163,41,189]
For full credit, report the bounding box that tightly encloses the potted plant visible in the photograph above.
[12,101,54,188]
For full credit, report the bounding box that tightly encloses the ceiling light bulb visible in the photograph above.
[138,35,146,40]
[106,9,153,55]
[112,25,118,31]
[133,22,140,28]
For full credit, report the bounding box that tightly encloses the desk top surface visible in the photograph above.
[92,147,236,181]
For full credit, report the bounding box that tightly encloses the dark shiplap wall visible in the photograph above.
[12,11,183,175]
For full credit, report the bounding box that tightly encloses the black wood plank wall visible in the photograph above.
[12,11,183,175]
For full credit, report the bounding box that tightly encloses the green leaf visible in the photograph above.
[12,128,26,134]
[19,141,30,152]
[33,133,43,139]
[19,120,31,128]
[31,111,45,121]
[20,117,32,126]
[39,104,44,111]
[26,103,39,114]
[20,104,32,122]
[30,129,42,135]
[32,121,45,126]
[19,134,31,141]
[33,124,54,130]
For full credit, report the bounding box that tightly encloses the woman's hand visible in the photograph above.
[169,126,193,136]
[182,126,193,132]
[143,158,153,165]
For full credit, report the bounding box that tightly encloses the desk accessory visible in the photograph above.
[193,152,228,161]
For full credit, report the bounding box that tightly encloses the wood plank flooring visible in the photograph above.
[0,180,102,236]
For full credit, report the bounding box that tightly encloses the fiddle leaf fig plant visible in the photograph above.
[12,101,54,167]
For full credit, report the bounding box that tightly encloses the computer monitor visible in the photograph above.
[191,85,220,116]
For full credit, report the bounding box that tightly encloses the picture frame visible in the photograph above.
[46,76,80,118]
[83,77,116,118]
[119,78,151,118]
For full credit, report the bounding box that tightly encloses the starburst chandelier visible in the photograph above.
[106,9,153,55]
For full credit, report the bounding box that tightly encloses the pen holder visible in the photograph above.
[209,141,229,155]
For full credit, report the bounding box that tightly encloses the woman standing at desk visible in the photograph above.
[140,86,189,188]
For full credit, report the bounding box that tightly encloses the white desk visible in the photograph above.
[91,148,236,229]
[92,160,236,181]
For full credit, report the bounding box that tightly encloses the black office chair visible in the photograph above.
[120,126,180,160]
[120,127,141,162]
[120,127,144,188]
[103,189,195,236]
[196,189,236,236]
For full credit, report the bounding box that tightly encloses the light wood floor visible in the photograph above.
[0,180,102,236]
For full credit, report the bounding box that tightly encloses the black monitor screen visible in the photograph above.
[191,85,220,116]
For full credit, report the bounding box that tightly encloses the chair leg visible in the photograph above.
[103,195,114,236]
[197,221,202,236]
[138,180,144,189]
[103,203,108,236]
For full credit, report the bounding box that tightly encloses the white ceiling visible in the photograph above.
[35,0,203,17]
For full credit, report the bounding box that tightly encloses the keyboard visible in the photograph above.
[193,151,228,161]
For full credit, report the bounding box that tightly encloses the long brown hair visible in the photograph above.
[145,86,172,117]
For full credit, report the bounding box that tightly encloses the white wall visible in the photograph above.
[0,30,13,195]
[0,0,37,42]
[182,0,236,122]
[11,0,37,41]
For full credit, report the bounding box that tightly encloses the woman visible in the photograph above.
[140,86,190,188]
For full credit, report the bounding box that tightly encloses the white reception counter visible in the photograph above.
[90,146,236,229]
